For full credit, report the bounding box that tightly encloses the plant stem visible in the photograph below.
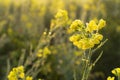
[81,49,92,80]
[73,69,77,80]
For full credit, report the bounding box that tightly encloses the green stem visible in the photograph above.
[81,50,92,80]
[81,61,88,80]
[73,69,77,80]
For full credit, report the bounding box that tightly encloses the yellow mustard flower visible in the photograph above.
[17,66,24,72]
[8,71,17,80]
[112,68,120,76]
[37,47,51,58]
[8,66,25,80]
[37,49,43,57]
[19,73,25,79]
[107,76,115,80]
[43,47,51,58]
[79,38,94,50]
[95,33,103,41]
[86,20,98,32]
[50,9,69,29]
[69,20,83,32]
[98,19,106,30]
[69,34,81,42]
[55,9,68,20]
[55,9,68,26]
[26,76,33,80]
[92,33,103,44]
[85,19,106,32]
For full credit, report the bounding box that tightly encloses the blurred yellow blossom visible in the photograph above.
[68,2,77,19]
[49,0,65,14]
[8,66,25,80]
[83,3,90,10]
[37,49,43,57]
[7,28,13,35]
[69,34,81,42]
[107,76,115,80]
[26,76,33,80]
[8,66,35,80]
[26,22,32,28]
[86,19,106,32]
[50,9,70,29]
[1,0,11,7]
[55,9,68,25]
[55,9,68,20]
[92,33,103,44]
[69,20,84,32]
[98,19,106,30]
[37,47,51,58]
[112,68,120,76]
[86,20,98,32]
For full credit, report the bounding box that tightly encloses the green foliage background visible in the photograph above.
[0,0,120,80]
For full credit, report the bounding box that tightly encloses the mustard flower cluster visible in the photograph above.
[50,9,69,29]
[107,68,120,80]
[37,47,51,58]
[8,66,33,80]
[55,9,68,21]
[69,19,106,50]
[8,66,25,80]
[26,76,33,80]
[112,68,120,76]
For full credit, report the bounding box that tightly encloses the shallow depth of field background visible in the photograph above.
[0,0,120,80]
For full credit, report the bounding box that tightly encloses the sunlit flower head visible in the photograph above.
[69,19,106,50]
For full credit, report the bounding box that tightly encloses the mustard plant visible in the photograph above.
[69,19,107,80]
[7,9,70,80]
[7,65,39,80]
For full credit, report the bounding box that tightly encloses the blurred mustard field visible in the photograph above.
[0,0,120,80]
